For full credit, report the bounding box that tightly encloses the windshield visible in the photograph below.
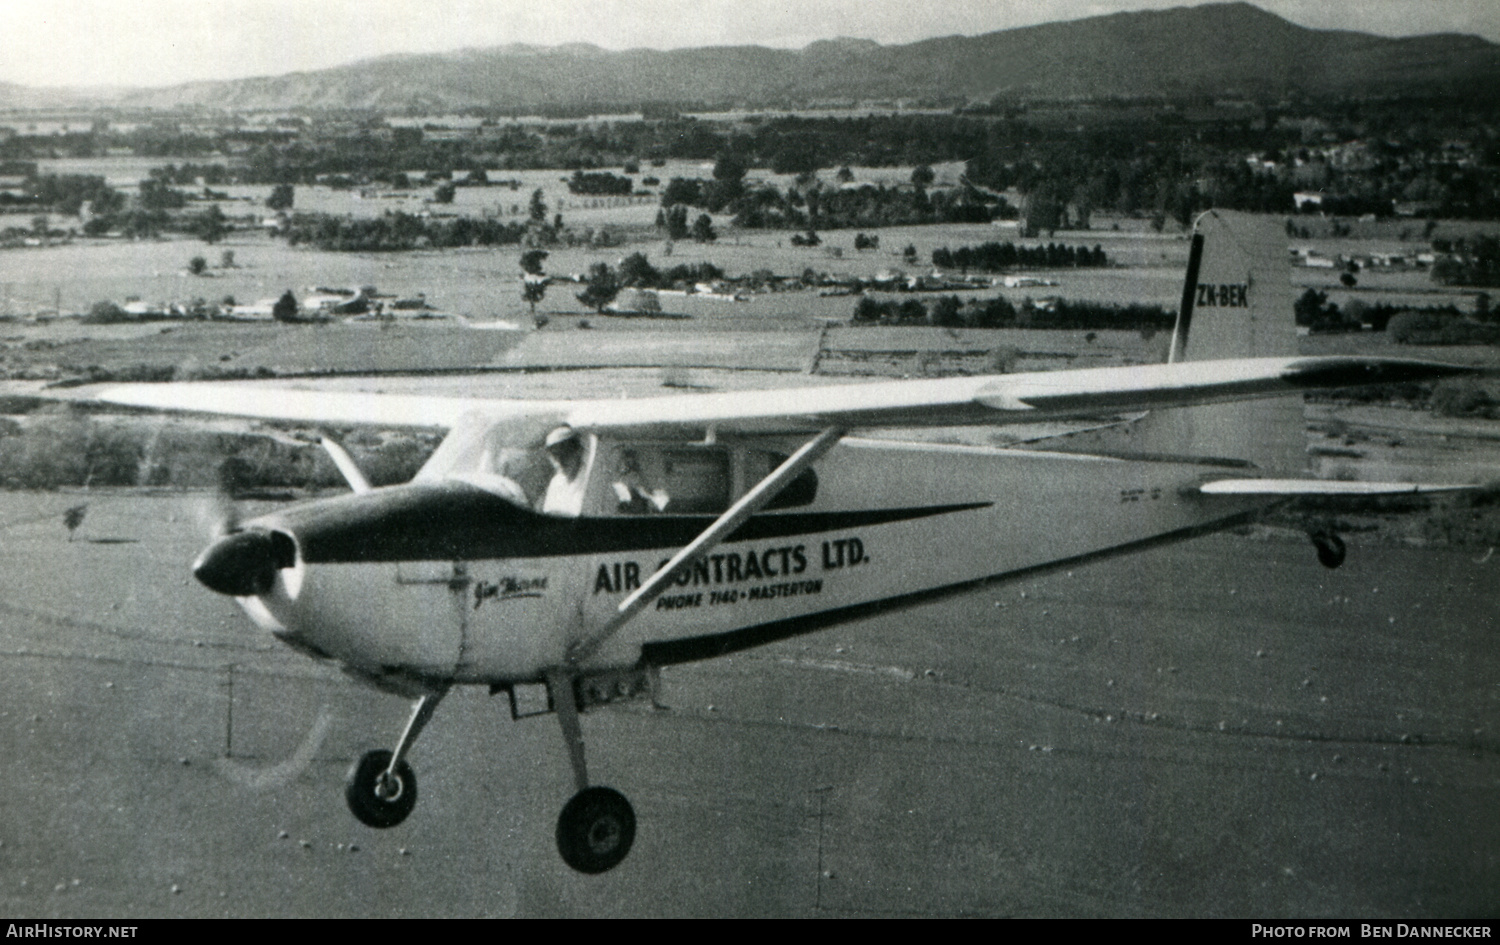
[415,411,566,509]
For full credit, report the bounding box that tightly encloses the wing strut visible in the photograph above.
[566,426,845,667]
[319,434,373,494]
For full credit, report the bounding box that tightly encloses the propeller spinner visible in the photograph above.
[193,528,297,597]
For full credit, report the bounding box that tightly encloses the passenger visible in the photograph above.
[542,428,589,516]
[612,450,669,514]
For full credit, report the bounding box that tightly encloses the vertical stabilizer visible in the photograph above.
[1030,210,1306,474]
[1149,210,1303,473]
[1172,209,1297,365]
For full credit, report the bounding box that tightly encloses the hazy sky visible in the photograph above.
[4,0,1498,89]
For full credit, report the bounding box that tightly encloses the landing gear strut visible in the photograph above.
[549,670,636,874]
[343,675,636,872]
[345,688,447,829]
[1309,530,1346,569]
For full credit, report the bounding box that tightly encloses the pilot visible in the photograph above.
[542,427,588,515]
[612,449,669,514]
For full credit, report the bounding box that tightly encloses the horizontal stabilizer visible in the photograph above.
[1199,479,1475,496]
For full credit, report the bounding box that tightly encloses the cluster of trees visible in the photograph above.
[655,205,716,242]
[654,154,998,230]
[1388,309,1498,345]
[932,241,1108,272]
[0,173,126,216]
[0,170,232,241]
[567,171,635,195]
[852,294,1174,330]
[567,253,726,313]
[1431,235,1500,287]
[615,253,724,289]
[282,212,530,251]
[1294,287,1490,339]
[522,249,728,315]
[729,181,996,230]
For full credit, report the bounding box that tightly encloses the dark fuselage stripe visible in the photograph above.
[639,509,1263,667]
[285,484,991,563]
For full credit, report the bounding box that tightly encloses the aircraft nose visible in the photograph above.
[192,529,298,597]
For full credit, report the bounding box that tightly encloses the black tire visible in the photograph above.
[345,749,417,829]
[1313,533,1347,570]
[556,786,635,874]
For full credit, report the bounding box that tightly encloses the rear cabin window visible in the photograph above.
[758,452,819,510]
[662,449,730,513]
[608,445,729,515]
[606,446,816,515]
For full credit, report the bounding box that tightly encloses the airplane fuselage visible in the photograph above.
[239,437,1268,693]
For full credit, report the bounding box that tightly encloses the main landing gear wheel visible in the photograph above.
[556,786,635,874]
[1311,532,1347,569]
[345,749,418,829]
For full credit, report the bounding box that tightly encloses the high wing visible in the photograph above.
[80,381,543,431]
[84,354,1478,437]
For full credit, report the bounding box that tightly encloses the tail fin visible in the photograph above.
[1030,210,1306,473]
[1151,209,1303,472]
[1168,209,1296,365]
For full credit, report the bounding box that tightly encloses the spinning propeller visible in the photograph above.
[192,437,370,598]
[192,458,297,597]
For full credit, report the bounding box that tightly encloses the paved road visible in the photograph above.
[0,493,1495,917]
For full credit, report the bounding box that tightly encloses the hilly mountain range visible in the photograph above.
[21,3,1500,111]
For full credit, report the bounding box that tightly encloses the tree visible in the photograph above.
[520,250,549,275]
[63,504,87,541]
[1293,288,1344,331]
[194,204,227,244]
[220,250,236,269]
[691,214,716,243]
[86,301,126,323]
[188,256,208,275]
[272,290,300,323]
[662,205,689,241]
[137,178,186,211]
[576,263,620,313]
[911,164,935,187]
[433,182,457,204]
[521,250,549,315]
[266,184,294,211]
[836,166,854,183]
[930,295,963,327]
[618,252,659,287]
[522,276,548,315]
[852,296,885,323]
[713,152,747,184]
[528,188,548,224]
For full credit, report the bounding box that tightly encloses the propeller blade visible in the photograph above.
[199,457,249,539]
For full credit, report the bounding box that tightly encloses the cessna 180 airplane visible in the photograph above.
[75,211,1486,874]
